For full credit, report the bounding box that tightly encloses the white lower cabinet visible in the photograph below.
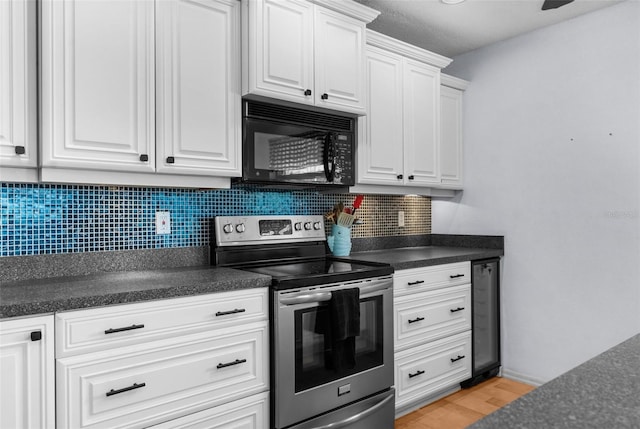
[395,331,471,409]
[149,391,269,429]
[0,315,55,429]
[55,289,270,429]
[393,262,472,415]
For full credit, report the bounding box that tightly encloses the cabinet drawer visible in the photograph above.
[150,391,268,429]
[56,321,268,429]
[393,262,470,296]
[394,284,470,351]
[56,288,268,357]
[395,331,471,409]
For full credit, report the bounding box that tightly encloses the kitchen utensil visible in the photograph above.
[337,211,356,227]
[352,195,364,216]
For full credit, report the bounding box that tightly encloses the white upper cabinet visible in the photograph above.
[403,59,440,186]
[243,0,379,115]
[244,0,314,103]
[357,46,404,184]
[313,7,366,112]
[357,31,451,191]
[0,0,38,182]
[156,0,241,176]
[440,74,468,189]
[40,0,156,173]
[40,0,239,188]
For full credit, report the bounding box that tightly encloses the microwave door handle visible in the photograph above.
[323,133,336,182]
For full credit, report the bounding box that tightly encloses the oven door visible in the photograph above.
[272,277,394,429]
[243,117,354,186]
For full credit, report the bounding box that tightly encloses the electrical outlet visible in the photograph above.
[398,210,405,227]
[156,211,171,234]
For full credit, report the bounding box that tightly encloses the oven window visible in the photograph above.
[294,296,384,393]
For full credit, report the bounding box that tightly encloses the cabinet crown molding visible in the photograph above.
[366,30,452,69]
[309,0,380,23]
[441,74,469,91]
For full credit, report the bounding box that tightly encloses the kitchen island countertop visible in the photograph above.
[0,266,271,319]
[347,245,504,270]
[469,333,640,429]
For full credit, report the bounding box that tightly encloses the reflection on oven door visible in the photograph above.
[289,388,395,429]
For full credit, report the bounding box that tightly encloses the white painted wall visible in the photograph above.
[434,0,640,384]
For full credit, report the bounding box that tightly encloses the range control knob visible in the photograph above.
[313,221,322,230]
[294,222,302,231]
[235,223,246,233]
[304,222,312,231]
[222,224,233,234]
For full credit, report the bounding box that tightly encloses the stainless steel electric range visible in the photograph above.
[211,215,395,429]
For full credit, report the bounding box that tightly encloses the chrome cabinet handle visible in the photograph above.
[106,382,146,397]
[217,358,247,369]
[407,280,424,286]
[215,308,246,317]
[451,355,466,363]
[408,317,425,324]
[450,274,465,278]
[408,370,425,378]
[104,324,145,335]
[304,89,312,96]
[450,307,465,313]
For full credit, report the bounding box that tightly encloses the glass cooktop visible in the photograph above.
[238,257,393,290]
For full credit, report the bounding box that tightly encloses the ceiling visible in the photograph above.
[352,0,625,57]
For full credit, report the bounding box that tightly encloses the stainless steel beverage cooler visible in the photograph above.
[461,258,501,387]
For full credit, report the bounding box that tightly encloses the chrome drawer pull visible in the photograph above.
[217,358,247,369]
[104,324,145,335]
[450,355,466,363]
[106,382,146,397]
[408,370,425,379]
[215,308,246,317]
[450,274,465,278]
[408,316,425,324]
[450,307,465,313]
[407,280,424,286]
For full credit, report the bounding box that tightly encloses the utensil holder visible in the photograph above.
[327,224,352,257]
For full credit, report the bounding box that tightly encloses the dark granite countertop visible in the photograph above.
[347,246,503,270]
[469,334,640,429]
[0,266,271,319]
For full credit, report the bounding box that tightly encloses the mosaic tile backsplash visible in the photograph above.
[0,183,430,257]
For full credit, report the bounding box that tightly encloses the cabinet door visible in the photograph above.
[156,0,241,176]
[440,85,464,188]
[0,315,55,429]
[244,0,314,105]
[149,392,269,429]
[357,46,404,185]
[40,0,155,172]
[0,0,37,182]
[56,321,268,429]
[314,7,365,113]
[403,59,440,186]
[395,331,471,410]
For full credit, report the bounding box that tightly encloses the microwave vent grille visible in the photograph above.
[246,101,354,132]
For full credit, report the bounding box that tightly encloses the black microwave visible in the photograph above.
[241,100,355,187]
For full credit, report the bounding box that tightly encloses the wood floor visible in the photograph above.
[394,377,535,429]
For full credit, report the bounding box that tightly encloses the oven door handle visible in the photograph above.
[279,281,390,305]
[308,389,395,429]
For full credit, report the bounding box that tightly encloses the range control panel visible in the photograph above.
[214,215,326,246]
